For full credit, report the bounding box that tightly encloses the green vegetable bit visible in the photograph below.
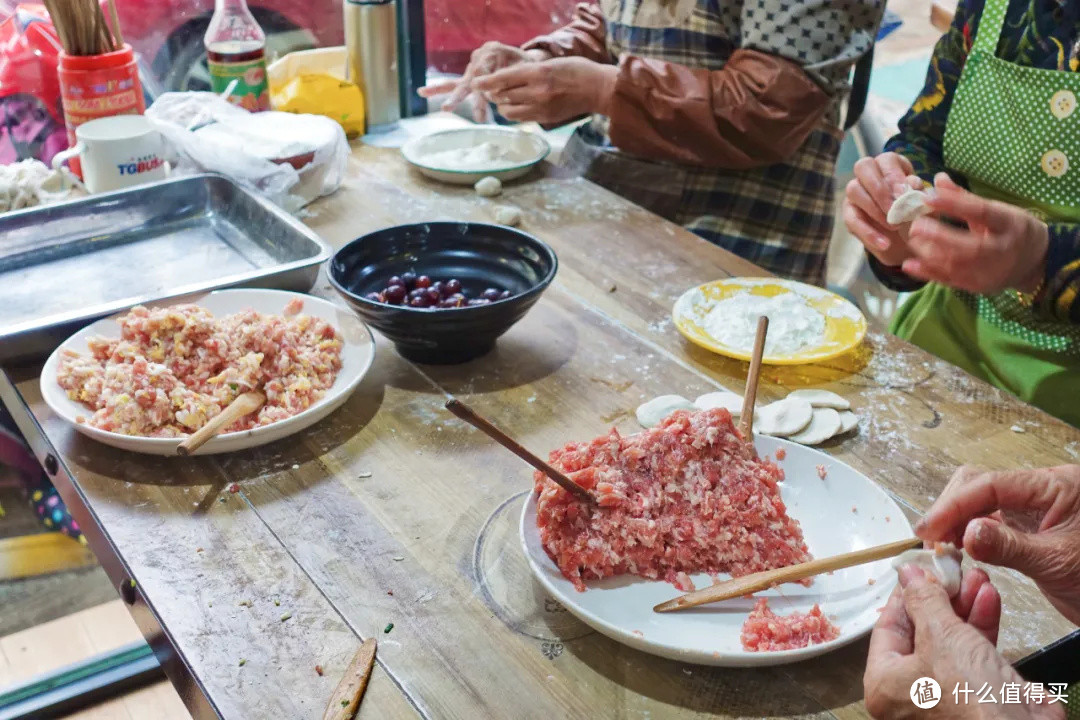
[238,659,246,667]
[280,612,292,622]
[383,622,394,634]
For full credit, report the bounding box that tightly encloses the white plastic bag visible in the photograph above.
[146,91,349,211]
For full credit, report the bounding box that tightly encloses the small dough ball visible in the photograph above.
[886,188,932,225]
[787,389,850,411]
[755,397,813,437]
[474,175,502,197]
[636,395,695,428]
[493,204,521,226]
[892,542,963,597]
[694,391,743,416]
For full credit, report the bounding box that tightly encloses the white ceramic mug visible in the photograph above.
[52,115,167,194]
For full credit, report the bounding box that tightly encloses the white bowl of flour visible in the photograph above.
[401,126,550,185]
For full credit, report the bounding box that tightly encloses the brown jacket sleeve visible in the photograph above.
[607,49,831,170]
[521,3,611,65]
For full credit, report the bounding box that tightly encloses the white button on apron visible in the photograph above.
[1040,149,1069,177]
[1050,89,1077,120]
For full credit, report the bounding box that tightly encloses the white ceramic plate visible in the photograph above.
[41,289,375,456]
[401,126,550,185]
[520,435,911,667]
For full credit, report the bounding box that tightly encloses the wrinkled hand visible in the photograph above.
[471,57,618,125]
[843,152,924,267]
[917,465,1080,626]
[900,173,1050,293]
[418,42,547,123]
[864,566,1060,719]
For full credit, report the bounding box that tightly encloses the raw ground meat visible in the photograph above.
[57,302,342,437]
[740,598,840,651]
[535,408,810,591]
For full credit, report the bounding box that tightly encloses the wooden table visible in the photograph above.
[3,144,1079,719]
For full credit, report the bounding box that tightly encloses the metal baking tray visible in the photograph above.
[0,173,331,363]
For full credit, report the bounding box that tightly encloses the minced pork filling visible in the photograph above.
[535,408,810,592]
[57,300,342,437]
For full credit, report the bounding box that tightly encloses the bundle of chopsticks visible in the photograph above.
[43,0,124,56]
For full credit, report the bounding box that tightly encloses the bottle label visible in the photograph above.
[208,56,270,112]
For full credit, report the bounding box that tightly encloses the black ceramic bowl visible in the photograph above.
[329,222,558,364]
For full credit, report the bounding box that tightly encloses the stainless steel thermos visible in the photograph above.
[344,0,401,129]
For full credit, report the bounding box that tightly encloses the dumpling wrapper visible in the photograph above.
[787,389,850,411]
[694,391,743,416]
[787,408,842,446]
[887,188,933,225]
[892,542,963,597]
[755,397,813,437]
[636,395,695,428]
[837,410,859,435]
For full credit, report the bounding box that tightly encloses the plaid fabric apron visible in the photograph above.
[559,0,863,286]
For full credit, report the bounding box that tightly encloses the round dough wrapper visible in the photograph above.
[755,397,813,437]
[787,408,841,446]
[786,389,850,410]
[493,205,521,226]
[474,175,502,197]
[836,410,859,435]
[892,542,962,597]
[886,188,932,225]
[694,391,743,416]
[636,395,695,428]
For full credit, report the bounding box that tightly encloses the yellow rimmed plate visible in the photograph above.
[672,278,867,365]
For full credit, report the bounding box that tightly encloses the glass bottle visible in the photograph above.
[204,0,271,112]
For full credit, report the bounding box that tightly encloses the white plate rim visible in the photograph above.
[40,288,374,455]
[519,434,911,667]
[400,126,551,174]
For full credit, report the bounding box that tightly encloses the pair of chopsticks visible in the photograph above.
[653,316,920,612]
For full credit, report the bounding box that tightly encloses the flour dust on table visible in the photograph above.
[703,291,826,356]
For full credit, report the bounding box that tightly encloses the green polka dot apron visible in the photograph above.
[890,0,1080,427]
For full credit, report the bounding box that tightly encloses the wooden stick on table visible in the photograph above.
[653,537,922,613]
[445,398,596,504]
[738,316,769,440]
[322,638,377,720]
[176,391,265,456]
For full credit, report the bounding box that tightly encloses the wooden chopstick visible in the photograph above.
[738,315,768,440]
[177,391,265,456]
[322,638,377,720]
[653,537,922,613]
[445,398,596,504]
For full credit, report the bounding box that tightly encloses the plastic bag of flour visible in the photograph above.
[146,91,348,212]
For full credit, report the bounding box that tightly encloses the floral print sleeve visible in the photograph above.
[882,0,982,182]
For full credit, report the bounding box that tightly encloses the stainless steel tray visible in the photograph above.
[0,174,331,363]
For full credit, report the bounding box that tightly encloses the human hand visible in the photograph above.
[471,57,618,125]
[916,465,1080,626]
[843,152,924,267]
[418,42,547,123]
[900,173,1050,293]
[864,566,1060,719]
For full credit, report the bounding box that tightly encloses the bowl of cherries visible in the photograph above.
[329,222,558,364]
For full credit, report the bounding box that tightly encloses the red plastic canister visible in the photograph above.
[57,44,145,176]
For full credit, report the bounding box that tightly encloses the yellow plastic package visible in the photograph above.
[268,47,366,137]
